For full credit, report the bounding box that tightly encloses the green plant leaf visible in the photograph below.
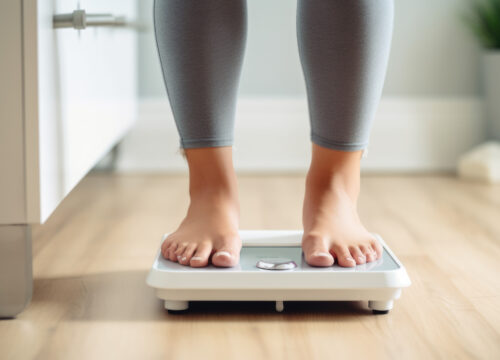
[462,0,500,49]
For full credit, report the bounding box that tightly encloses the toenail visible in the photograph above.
[214,251,232,258]
[312,252,331,258]
[346,256,355,262]
[181,257,187,262]
[191,256,203,261]
[177,255,181,259]
[358,256,365,262]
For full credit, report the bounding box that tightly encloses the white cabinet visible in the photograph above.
[0,0,139,317]
[23,0,138,223]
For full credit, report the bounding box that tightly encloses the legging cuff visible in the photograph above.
[180,138,234,149]
[311,133,368,152]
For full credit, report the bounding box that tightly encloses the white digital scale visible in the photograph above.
[147,230,411,314]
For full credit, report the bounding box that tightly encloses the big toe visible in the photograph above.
[302,234,334,267]
[212,236,241,267]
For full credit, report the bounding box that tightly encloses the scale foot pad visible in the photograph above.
[163,300,396,314]
[372,309,390,315]
[164,300,189,312]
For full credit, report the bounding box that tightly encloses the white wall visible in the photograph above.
[116,0,486,173]
[138,0,481,97]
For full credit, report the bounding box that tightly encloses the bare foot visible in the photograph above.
[302,144,383,267]
[161,147,241,268]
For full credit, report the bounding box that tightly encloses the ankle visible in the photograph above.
[184,147,239,202]
[306,173,358,207]
[306,144,362,201]
[189,179,239,202]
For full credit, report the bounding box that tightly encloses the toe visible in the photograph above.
[161,234,177,259]
[332,244,356,267]
[302,234,334,267]
[179,243,197,265]
[174,242,188,262]
[190,242,212,268]
[161,240,172,260]
[370,236,383,259]
[360,244,376,263]
[349,246,366,265]
[212,235,241,267]
[168,243,179,262]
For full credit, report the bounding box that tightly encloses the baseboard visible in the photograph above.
[114,96,486,173]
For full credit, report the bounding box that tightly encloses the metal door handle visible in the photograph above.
[53,9,146,31]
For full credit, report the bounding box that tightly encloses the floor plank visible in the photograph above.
[1,174,499,360]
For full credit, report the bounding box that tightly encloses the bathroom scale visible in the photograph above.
[146,230,411,314]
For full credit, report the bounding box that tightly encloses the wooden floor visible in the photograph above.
[1,173,499,359]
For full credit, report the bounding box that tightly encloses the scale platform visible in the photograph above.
[146,230,411,314]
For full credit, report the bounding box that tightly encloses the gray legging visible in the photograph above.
[153,0,394,151]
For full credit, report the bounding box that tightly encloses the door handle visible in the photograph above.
[53,9,147,31]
